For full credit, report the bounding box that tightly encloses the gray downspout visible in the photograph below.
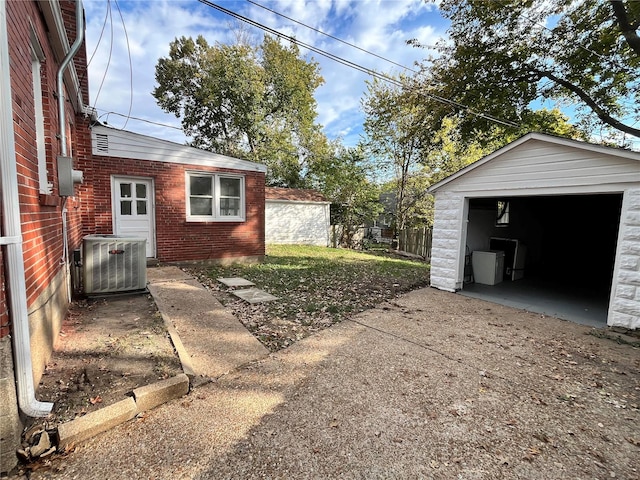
[57,0,84,158]
[0,0,53,417]
[57,0,84,305]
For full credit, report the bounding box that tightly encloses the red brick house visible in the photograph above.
[0,1,265,472]
[84,125,266,263]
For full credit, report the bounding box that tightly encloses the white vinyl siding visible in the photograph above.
[186,172,245,222]
[435,140,640,196]
[91,125,266,173]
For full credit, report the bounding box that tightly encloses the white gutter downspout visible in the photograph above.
[57,0,84,305]
[0,0,53,417]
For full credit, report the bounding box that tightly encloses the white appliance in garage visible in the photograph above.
[490,237,526,281]
[472,250,505,285]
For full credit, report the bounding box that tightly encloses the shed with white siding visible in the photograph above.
[428,132,640,329]
[265,188,331,246]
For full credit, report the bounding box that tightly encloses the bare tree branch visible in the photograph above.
[541,70,640,138]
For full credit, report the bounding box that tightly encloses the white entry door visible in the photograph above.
[112,177,155,257]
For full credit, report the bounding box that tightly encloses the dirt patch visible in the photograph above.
[30,293,182,427]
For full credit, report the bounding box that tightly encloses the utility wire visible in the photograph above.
[246,0,419,74]
[92,0,114,109]
[96,110,183,131]
[198,0,520,128]
[113,0,134,130]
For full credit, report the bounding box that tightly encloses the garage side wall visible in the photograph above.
[609,188,640,329]
[430,192,465,292]
[265,201,330,246]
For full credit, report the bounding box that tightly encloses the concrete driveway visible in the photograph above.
[31,288,640,479]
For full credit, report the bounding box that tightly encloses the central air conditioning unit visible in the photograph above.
[83,235,147,294]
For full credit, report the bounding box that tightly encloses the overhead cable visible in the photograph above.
[198,0,520,128]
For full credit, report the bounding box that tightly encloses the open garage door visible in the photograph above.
[461,193,623,326]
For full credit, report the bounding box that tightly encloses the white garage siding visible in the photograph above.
[430,192,465,292]
[609,189,640,328]
[428,133,640,329]
[265,200,330,246]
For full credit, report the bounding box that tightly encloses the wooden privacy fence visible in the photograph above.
[398,227,433,260]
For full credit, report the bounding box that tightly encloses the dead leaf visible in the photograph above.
[89,395,102,405]
[626,437,640,447]
[533,432,550,443]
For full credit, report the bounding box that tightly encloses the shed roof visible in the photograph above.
[265,187,328,203]
[428,132,640,194]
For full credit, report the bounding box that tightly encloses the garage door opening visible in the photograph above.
[460,193,623,326]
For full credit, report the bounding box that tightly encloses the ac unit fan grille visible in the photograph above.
[83,236,147,294]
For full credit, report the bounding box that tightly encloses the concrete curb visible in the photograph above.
[57,374,190,449]
[58,397,137,449]
[133,374,190,413]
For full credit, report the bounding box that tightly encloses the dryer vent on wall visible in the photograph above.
[83,235,147,294]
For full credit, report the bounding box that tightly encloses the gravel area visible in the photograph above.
[19,287,640,480]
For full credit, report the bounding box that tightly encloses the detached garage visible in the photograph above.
[428,132,640,329]
[265,188,331,246]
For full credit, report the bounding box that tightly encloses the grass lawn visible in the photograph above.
[190,244,430,351]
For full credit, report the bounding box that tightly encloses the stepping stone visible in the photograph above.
[232,288,278,304]
[217,277,256,288]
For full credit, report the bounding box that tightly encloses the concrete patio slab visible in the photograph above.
[146,266,194,284]
[217,277,256,288]
[232,287,278,304]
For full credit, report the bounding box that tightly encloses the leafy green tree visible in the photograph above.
[411,0,640,143]
[308,146,382,248]
[362,77,426,232]
[153,34,327,186]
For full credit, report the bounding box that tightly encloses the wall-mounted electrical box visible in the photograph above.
[57,155,83,196]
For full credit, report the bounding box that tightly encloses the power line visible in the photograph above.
[197,0,520,129]
[246,0,419,74]
[96,110,183,131]
[92,0,114,109]
[112,0,134,130]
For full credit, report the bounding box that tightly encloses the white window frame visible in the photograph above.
[496,200,510,227]
[185,171,245,222]
[30,29,50,194]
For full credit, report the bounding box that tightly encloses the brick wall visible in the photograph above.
[430,192,464,292]
[82,154,266,262]
[609,189,640,329]
[6,0,88,319]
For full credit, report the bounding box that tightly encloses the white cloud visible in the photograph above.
[82,0,445,148]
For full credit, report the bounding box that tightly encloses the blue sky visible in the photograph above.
[82,0,448,147]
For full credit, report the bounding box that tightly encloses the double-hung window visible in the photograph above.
[186,172,245,221]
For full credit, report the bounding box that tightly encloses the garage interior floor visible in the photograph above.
[459,278,609,328]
